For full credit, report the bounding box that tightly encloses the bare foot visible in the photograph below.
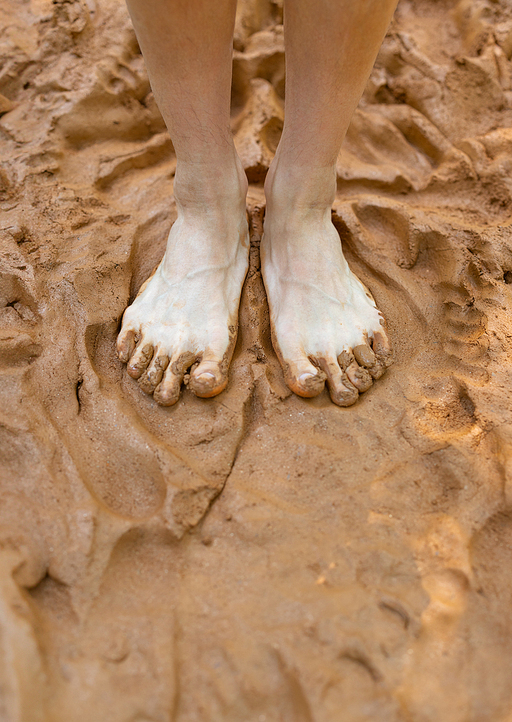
[262,166,393,407]
[117,162,249,406]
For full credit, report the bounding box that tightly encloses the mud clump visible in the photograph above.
[2,0,512,720]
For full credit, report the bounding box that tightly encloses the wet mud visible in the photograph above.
[2,0,512,719]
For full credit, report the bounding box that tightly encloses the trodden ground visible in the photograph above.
[2,0,512,719]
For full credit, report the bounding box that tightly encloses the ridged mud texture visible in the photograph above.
[2,0,512,719]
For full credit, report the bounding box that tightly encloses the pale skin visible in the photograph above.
[117,0,398,406]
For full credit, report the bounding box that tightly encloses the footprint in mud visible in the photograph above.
[5,209,243,528]
[55,23,164,147]
[408,262,494,444]
[0,280,41,366]
[332,199,429,371]
[333,198,499,448]
[6,191,253,532]
[400,511,512,721]
[0,236,42,369]
[28,528,180,722]
[439,270,491,386]
[22,277,169,522]
[83,317,253,532]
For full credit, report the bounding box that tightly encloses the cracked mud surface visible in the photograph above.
[2,0,512,719]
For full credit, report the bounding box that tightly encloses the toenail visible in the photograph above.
[298,372,316,383]
[197,372,215,380]
[353,344,376,367]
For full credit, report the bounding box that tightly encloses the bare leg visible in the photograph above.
[117,0,249,405]
[262,0,398,406]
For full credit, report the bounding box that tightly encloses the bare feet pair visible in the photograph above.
[117,0,398,408]
[116,160,393,407]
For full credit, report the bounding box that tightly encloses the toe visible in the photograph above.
[127,343,154,379]
[153,367,182,406]
[153,351,196,407]
[318,357,359,407]
[189,357,228,398]
[345,360,373,393]
[372,329,394,368]
[284,357,326,398]
[353,341,385,380]
[353,343,377,368]
[368,361,386,380]
[117,329,136,363]
[138,353,169,394]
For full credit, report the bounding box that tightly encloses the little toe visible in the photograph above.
[117,329,136,363]
[318,357,359,407]
[138,354,169,395]
[345,360,373,393]
[189,358,228,398]
[153,351,196,406]
[127,343,154,379]
[368,361,386,380]
[372,329,394,368]
[285,358,326,398]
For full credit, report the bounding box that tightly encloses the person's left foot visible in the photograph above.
[261,172,393,406]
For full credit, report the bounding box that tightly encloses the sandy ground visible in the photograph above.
[2,0,512,719]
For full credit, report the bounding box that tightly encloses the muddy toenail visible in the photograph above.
[196,372,215,381]
[191,371,218,392]
[290,368,326,398]
[337,350,355,371]
[189,368,227,398]
[353,344,376,368]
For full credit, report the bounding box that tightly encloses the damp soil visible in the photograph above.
[2,0,512,720]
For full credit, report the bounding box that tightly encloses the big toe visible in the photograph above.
[189,358,228,398]
[353,342,376,368]
[284,357,326,398]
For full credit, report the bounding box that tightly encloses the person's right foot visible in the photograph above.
[117,161,249,406]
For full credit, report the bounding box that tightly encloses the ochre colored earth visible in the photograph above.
[2,0,512,719]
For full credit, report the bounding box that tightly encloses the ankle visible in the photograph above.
[264,157,337,219]
[174,152,248,216]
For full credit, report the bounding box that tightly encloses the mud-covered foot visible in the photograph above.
[117,160,249,406]
[262,165,393,407]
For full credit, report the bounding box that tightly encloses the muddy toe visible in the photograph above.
[353,343,376,368]
[285,357,327,398]
[345,360,373,392]
[319,357,359,407]
[117,329,136,363]
[153,351,196,406]
[153,365,183,406]
[127,343,154,379]
[373,329,394,368]
[138,353,169,394]
[189,359,228,398]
